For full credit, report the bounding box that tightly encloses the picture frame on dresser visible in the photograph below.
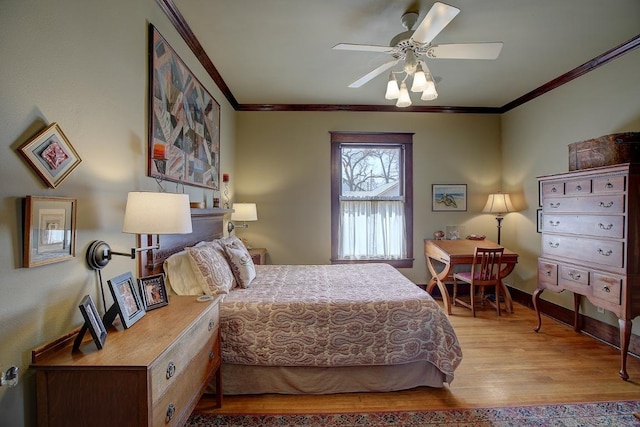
[74,295,107,351]
[137,273,169,311]
[536,209,543,233]
[105,272,146,329]
[23,196,77,268]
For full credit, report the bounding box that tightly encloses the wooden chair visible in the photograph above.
[453,247,504,317]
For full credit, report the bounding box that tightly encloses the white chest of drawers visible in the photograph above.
[534,163,640,380]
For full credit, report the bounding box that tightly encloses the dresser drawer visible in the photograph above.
[543,214,625,238]
[538,259,558,288]
[541,181,565,197]
[152,331,219,426]
[591,272,623,306]
[559,264,590,293]
[564,178,592,195]
[541,235,624,269]
[544,194,625,214]
[150,302,219,401]
[592,175,626,193]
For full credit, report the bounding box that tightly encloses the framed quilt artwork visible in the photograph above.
[148,24,221,190]
[18,123,82,189]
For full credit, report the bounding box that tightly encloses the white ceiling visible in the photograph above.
[171,0,640,109]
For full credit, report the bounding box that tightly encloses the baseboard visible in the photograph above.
[507,286,639,359]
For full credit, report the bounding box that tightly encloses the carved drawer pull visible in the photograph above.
[599,201,614,208]
[549,202,560,209]
[208,319,215,331]
[602,285,611,293]
[549,220,560,227]
[597,248,613,256]
[166,361,176,379]
[605,182,614,189]
[569,271,581,280]
[166,403,176,423]
[551,187,558,193]
[548,242,559,248]
[598,223,613,230]
[544,270,552,277]
[575,185,582,191]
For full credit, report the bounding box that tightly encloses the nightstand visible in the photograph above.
[249,247,267,265]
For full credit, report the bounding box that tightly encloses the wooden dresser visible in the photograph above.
[534,163,640,380]
[31,295,222,426]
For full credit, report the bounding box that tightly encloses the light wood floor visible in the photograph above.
[196,302,640,414]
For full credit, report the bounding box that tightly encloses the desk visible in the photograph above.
[424,239,519,315]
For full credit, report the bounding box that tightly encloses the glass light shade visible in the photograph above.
[421,80,438,100]
[231,203,258,221]
[395,82,412,108]
[483,193,515,214]
[403,49,418,75]
[411,66,427,92]
[122,192,192,234]
[384,73,400,100]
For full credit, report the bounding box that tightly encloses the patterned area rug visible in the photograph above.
[185,400,640,426]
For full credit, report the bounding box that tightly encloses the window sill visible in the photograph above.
[330,258,414,269]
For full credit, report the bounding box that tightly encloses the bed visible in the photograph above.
[139,210,462,395]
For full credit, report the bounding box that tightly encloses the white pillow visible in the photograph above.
[224,244,256,288]
[163,250,202,295]
[186,244,235,296]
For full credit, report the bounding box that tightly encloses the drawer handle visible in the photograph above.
[605,182,613,189]
[548,242,559,248]
[166,361,176,379]
[602,285,611,293]
[544,270,552,277]
[166,403,175,423]
[598,223,613,230]
[209,319,215,331]
[599,201,614,208]
[551,187,558,193]
[568,271,581,280]
[549,220,560,227]
[549,202,560,209]
[597,248,613,256]
[575,185,582,191]
[209,350,215,361]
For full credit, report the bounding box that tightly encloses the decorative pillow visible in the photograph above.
[223,244,256,288]
[186,244,235,296]
[163,250,202,295]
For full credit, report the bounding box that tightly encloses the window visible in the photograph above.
[330,132,413,268]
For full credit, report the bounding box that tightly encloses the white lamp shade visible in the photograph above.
[231,203,258,221]
[483,193,515,214]
[395,82,412,108]
[421,80,438,100]
[385,74,400,100]
[122,192,192,234]
[411,66,427,92]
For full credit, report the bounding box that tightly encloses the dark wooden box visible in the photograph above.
[568,132,640,171]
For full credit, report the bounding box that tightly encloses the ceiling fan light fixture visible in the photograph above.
[396,82,412,108]
[411,65,427,92]
[421,80,438,101]
[403,49,418,75]
[385,73,400,100]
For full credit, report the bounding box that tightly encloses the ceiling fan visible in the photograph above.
[332,2,503,106]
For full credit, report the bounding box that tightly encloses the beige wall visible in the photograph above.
[234,111,502,284]
[0,1,235,425]
[501,49,640,332]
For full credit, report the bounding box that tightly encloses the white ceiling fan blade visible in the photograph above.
[411,2,460,45]
[348,59,399,88]
[427,42,503,59]
[332,43,394,53]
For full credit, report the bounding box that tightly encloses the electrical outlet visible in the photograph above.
[597,306,605,314]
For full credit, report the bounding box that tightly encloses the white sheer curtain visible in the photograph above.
[339,200,406,260]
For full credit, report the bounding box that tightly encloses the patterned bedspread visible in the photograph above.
[220,264,462,383]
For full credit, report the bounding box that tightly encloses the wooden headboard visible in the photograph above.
[138,208,229,277]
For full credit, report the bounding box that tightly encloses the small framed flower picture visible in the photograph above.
[18,122,82,188]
